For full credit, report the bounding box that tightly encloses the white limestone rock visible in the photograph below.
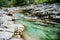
[0,15,13,24]
[10,38,24,40]
[0,31,14,39]
[0,28,15,33]
[15,24,24,32]
[1,21,24,32]
[1,21,16,29]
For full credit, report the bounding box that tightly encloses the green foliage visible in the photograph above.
[46,0,56,3]
[0,0,7,7]
[15,0,26,6]
[7,0,16,7]
[0,0,60,7]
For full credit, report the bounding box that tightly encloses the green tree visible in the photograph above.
[7,0,16,7]
[14,0,26,6]
[0,0,7,7]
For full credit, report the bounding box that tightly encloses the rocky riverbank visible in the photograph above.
[0,3,60,40]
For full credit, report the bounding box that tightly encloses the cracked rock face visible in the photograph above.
[20,3,60,22]
[0,8,24,40]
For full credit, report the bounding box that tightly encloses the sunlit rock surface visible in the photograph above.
[0,31,13,39]
[0,8,24,40]
[10,38,24,40]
